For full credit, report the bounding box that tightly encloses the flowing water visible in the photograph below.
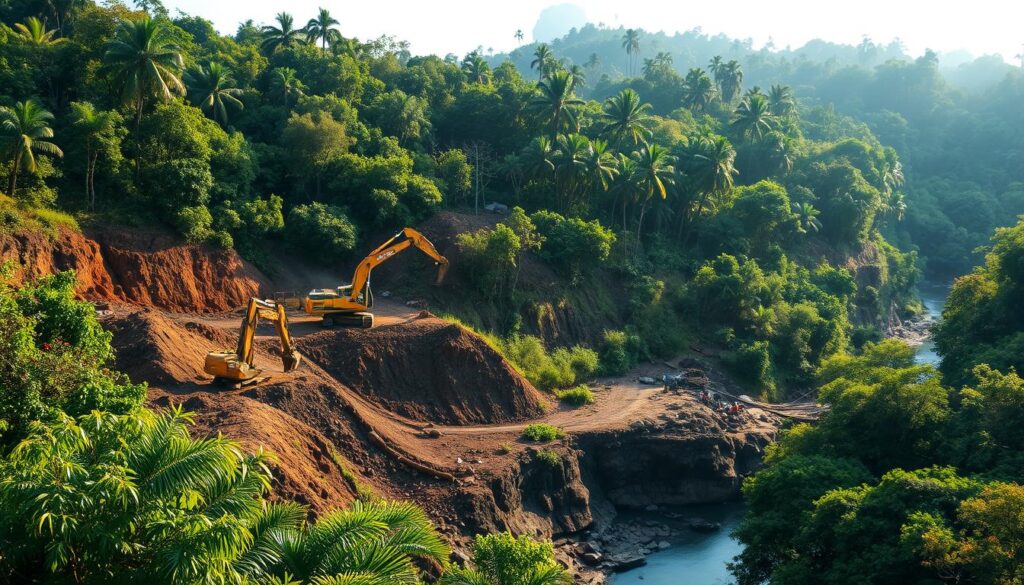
[914,282,951,366]
[610,504,745,585]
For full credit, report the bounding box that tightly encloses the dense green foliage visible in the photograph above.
[732,338,1024,584]
[555,384,595,406]
[0,268,145,443]
[441,532,571,585]
[935,217,1024,387]
[520,423,565,442]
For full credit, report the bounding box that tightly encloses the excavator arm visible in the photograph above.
[345,227,449,303]
[301,227,449,328]
[205,298,302,382]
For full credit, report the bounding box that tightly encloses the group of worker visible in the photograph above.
[698,389,745,418]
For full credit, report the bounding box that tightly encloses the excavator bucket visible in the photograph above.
[434,260,449,285]
[282,350,302,372]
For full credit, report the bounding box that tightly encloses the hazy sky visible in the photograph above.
[162,0,1024,63]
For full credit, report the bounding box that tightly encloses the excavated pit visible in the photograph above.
[295,318,548,425]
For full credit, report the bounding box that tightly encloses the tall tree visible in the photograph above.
[462,52,492,85]
[768,84,796,117]
[531,70,583,137]
[720,60,744,102]
[631,142,673,257]
[708,55,725,89]
[269,67,305,108]
[260,12,304,55]
[305,7,339,50]
[515,29,524,44]
[622,28,640,76]
[677,134,737,242]
[732,93,775,142]
[185,62,244,127]
[101,17,184,132]
[600,88,652,147]
[0,100,64,198]
[13,17,63,47]
[531,44,553,80]
[682,68,717,113]
[68,102,122,209]
[567,64,586,91]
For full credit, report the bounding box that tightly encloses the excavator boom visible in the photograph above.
[204,298,302,383]
[302,227,448,328]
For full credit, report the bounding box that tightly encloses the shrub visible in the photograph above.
[521,423,565,442]
[599,329,643,375]
[726,340,774,394]
[530,210,615,281]
[556,385,595,406]
[174,204,215,243]
[535,449,562,468]
[440,532,570,585]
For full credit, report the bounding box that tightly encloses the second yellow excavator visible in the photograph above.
[204,298,302,384]
[302,227,449,328]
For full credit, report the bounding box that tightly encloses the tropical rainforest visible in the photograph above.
[0,0,1023,582]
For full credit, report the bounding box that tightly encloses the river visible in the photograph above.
[611,283,951,584]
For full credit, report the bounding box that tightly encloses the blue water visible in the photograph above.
[914,282,950,366]
[611,504,745,585]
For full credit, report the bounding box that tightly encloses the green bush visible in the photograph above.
[726,340,774,394]
[285,202,358,261]
[556,385,595,406]
[0,270,147,444]
[501,335,597,391]
[535,449,562,467]
[440,532,570,585]
[521,423,565,442]
[530,210,615,281]
[174,204,215,243]
[599,329,643,375]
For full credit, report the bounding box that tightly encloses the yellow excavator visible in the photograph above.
[302,227,449,328]
[204,298,302,384]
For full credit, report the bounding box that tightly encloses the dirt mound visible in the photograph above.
[150,391,359,513]
[1,226,268,313]
[296,318,546,425]
[105,309,232,387]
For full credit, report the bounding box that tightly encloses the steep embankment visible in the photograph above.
[296,318,548,425]
[0,226,267,312]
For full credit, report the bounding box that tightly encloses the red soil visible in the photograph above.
[295,317,547,425]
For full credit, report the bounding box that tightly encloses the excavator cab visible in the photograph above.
[205,298,302,384]
[301,227,446,329]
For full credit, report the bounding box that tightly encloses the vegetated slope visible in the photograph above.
[296,317,547,425]
[150,390,359,513]
[0,226,267,312]
[104,308,232,387]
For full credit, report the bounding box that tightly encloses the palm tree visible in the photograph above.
[567,64,586,91]
[708,55,724,88]
[601,88,652,147]
[269,67,305,108]
[515,29,524,44]
[768,84,796,117]
[553,133,590,209]
[0,99,64,198]
[522,135,556,181]
[305,7,339,50]
[682,68,716,113]
[462,52,492,84]
[676,134,737,242]
[331,36,363,58]
[101,17,184,132]
[271,500,448,583]
[732,93,775,142]
[531,43,553,80]
[260,12,304,55]
[583,138,618,200]
[69,102,119,209]
[794,202,822,233]
[13,17,63,46]
[631,142,673,257]
[185,62,244,127]
[586,52,600,69]
[531,70,583,137]
[622,28,640,76]
[720,60,744,102]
